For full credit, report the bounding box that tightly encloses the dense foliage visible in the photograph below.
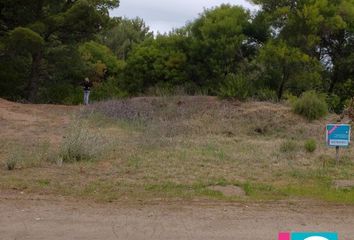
[292,91,328,121]
[0,1,353,111]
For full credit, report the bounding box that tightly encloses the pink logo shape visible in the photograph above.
[279,232,291,240]
[328,125,339,135]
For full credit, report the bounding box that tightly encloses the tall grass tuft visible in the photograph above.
[5,157,18,170]
[304,139,317,153]
[4,147,25,170]
[59,119,106,163]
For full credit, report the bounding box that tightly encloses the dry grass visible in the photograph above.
[0,96,353,203]
[58,118,109,163]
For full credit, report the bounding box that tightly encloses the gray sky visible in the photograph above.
[110,0,259,34]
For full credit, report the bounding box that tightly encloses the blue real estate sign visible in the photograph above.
[326,124,351,147]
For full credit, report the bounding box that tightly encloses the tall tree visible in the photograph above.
[251,0,354,98]
[0,0,119,102]
[99,17,153,60]
[187,4,268,93]
[258,40,322,99]
[122,32,189,94]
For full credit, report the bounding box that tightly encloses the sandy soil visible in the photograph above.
[0,98,74,146]
[0,192,353,240]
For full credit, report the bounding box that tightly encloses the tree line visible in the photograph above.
[0,0,353,111]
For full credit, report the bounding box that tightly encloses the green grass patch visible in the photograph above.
[242,181,287,200]
[36,179,51,187]
[274,168,354,204]
[304,139,317,153]
[282,184,354,204]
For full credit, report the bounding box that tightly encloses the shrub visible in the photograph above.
[146,82,179,97]
[284,92,298,106]
[39,84,82,105]
[91,77,127,101]
[5,158,17,170]
[326,94,342,113]
[59,119,106,163]
[4,150,23,170]
[292,91,328,121]
[255,88,278,102]
[304,139,317,153]
[218,73,253,101]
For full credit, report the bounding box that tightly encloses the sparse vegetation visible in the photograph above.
[0,97,353,204]
[280,140,298,153]
[3,142,58,170]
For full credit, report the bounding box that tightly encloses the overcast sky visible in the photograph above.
[110,0,259,34]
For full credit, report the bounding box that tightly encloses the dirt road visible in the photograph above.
[0,193,353,240]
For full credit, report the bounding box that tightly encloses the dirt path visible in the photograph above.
[0,194,353,240]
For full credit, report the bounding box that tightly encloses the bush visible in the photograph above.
[292,91,328,121]
[284,92,298,106]
[5,158,18,170]
[39,84,82,104]
[304,139,317,153]
[59,119,106,163]
[255,88,278,102]
[326,94,342,113]
[91,77,127,101]
[218,73,253,101]
[63,87,83,105]
[4,149,23,170]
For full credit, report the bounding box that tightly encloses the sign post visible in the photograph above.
[326,124,351,165]
[335,146,339,165]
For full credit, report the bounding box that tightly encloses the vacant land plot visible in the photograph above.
[0,97,353,203]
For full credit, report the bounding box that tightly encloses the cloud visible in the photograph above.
[110,0,259,33]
